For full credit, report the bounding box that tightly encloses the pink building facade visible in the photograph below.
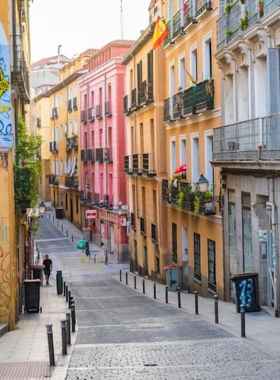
[79,41,133,262]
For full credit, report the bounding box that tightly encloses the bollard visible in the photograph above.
[66,230,68,237]
[68,291,71,308]
[240,304,246,338]
[61,319,67,355]
[57,220,58,227]
[134,275,136,289]
[194,291,198,315]
[165,285,168,304]
[65,285,68,301]
[71,235,73,243]
[69,296,73,310]
[120,270,122,282]
[153,283,156,299]
[66,312,71,345]
[56,270,63,295]
[94,254,96,264]
[71,304,76,332]
[126,272,128,285]
[177,287,181,308]
[63,281,66,297]
[142,279,145,294]
[214,295,219,324]
[46,323,55,366]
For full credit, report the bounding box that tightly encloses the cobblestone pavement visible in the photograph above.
[66,275,280,379]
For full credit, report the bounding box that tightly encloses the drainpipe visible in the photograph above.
[132,56,139,219]
[87,83,90,192]
[12,0,18,148]
[104,74,108,198]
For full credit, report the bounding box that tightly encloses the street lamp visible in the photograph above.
[195,174,209,193]
[39,201,46,217]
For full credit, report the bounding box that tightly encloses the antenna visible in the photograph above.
[120,0,124,40]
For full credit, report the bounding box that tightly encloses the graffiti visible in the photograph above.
[239,278,254,308]
[0,217,10,320]
[0,22,13,149]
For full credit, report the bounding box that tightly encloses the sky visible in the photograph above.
[30,0,151,63]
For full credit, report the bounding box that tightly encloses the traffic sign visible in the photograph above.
[86,210,97,219]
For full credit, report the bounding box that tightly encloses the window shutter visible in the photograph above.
[267,48,280,114]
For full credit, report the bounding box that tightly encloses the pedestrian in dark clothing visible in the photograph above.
[43,254,52,285]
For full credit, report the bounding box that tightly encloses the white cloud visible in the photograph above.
[30,0,151,62]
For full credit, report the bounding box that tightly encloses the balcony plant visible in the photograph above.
[239,9,248,31]
[172,250,178,264]
[14,115,42,213]
[226,28,233,38]
[259,0,264,16]
[225,2,234,14]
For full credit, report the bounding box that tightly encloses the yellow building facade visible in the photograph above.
[123,7,168,282]
[0,0,31,329]
[162,0,223,296]
[47,51,94,227]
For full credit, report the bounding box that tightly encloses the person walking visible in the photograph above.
[43,254,52,285]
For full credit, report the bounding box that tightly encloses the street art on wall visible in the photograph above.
[0,21,13,149]
[0,217,10,321]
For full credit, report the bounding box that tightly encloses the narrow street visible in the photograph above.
[36,214,280,380]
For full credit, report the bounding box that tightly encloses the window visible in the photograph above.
[172,223,177,263]
[169,63,175,97]
[205,132,213,191]
[191,134,199,185]
[76,195,79,214]
[242,193,253,272]
[69,120,73,137]
[91,91,94,107]
[56,159,59,175]
[179,55,186,89]
[190,47,198,84]
[74,83,78,97]
[194,233,201,281]
[208,239,216,291]
[65,193,68,211]
[74,119,78,135]
[140,123,144,153]
[137,61,143,90]
[203,38,212,79]
[55,126,58,142]
[70,87,73,100]
[170,138,176,175]
[64,124,67,135]
[180,136,186,165]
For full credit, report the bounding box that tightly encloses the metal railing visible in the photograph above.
[151,223,157,244]
[51,107,58,119]
[87,191,92,204]
[139,80,154,105]
[104,194,110,207]
[49,174,59,185]
[142,152,156,177]
[164,19,174,48]
[162,179,169,202]
[10,37,30,102]
[50,142,58,152]
[173,92,184,120]
[164,98,172,122]
[65,176,78,189]
[184,0,197,28]
[124,155,133,174]
[131,212,135,228]
[88,107,94,121]
[213,113,280,161]
[66,138,72,151]
[81,149,87,162]
[196,79,214,113]
[73,97,78,110]
[96,148,103,163]
[104,147,112,162]
[133,153,139,174]
[140,217,145,236]
[94,193,100,205]
[173,9,184,39]
[183,86,196,116]
[196,0,212,17]
[131,88,138,111]
[264,0,280,14]
[87,149,94,162]
[68,99,72,112]
[105,101,112,116]
[96,104,102,119]
[81,110,87,123]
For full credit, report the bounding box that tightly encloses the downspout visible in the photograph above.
[12,0,18,148]
[133,55,139,219]
[87,82,90,193]
[104,74,108,198]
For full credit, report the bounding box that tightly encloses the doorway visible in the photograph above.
[143,245,148,276]
[70,199,73,223]
[110,223,114,254]
[134,240,138,271]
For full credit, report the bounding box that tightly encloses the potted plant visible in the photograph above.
[259,0,264,16]
[239,9,248,31]
[225,2,234,14]
[226,28,233,38]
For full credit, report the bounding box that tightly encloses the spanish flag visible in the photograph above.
[184,67,197,85]
[153,16,169,50]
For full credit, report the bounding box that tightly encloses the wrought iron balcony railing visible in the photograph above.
[96,104,102,120]
[162,179,170,202]
[81,149,87,162]
[164,98,172,122]
[87,191,92,204]
[124,95,131,116]
[104,147,112,162]
[196,0,212,18]
[213,113,280,162]
[87,149,94,162]
[51,107,58,119]
[184,0,197,28]
[131,88,139,111]
[96,148,103,163]
[50,141,58,152]
[104,194,110,208]
[140,217,146,236]
[65,175,78,189]
[173,9,184,39]
[66,135,78,151]
[81,110,87,124]
[139,80,154,105]
[88,107,94,121]
[73,97,78,110]
[196,79,214,113]
[94,193,100,205]
[105,101,112,117]
[183,86,196,116]
[142,152,156,177]
[11,37,30,102]
[49,174,59,186]
[132,153,142,175]
[124,155,133,175]
[164,20,174,48]
[68,99,72,112]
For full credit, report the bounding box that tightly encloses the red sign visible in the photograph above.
[86,210,97,219]
[99,210,107,220]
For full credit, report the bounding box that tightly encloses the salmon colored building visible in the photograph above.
[79,41,133,262]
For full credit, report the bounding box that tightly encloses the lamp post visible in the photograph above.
[195,174,209,193]
[39,201,46,217]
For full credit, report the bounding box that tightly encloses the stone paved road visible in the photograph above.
[66,275,280,379]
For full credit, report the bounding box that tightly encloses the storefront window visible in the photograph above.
[242,193,253,272]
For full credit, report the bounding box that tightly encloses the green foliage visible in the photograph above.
[225,2,234,14]
[14,115,43,210]
[226,28,233,38]
[239,9,248,31]
[172,250,178,264]
[259,0,263,4]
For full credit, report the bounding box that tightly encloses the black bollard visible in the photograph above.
[240,304,246,338]
[46,323,55,366]
[65,285,68,301]
[61,319,67,355]
[53,216,55,223]
[71,304,76,332]
[94,254,96,263]
[66,230,68,237]
[69,296,73,310]
[165,286,168,304]
[71,235,74,243]
[63,281,66,296]
[214,295,219,324]
[194,291,198,315]
[66,312,71,345]
[142,279,145,294]
[177,287,181,308]
[153,283,156,299]
[120,270,122,282]
[134,275,136,289]
[126,272,128,285]
[56,270,63,295]
[68,291,71,308]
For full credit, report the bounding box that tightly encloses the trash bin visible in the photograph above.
[55,207,64,219]
[164,265,181,292]
[24,279,42,313]
[31,264,44,286]
[231,273,261,313]
[82,227,91,242]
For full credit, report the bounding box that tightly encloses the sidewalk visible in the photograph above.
[112,271,280,359]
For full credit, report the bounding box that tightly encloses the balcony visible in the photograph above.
[105,101,112,117]
[196,79,214,113]
[94,193,100,205]
[124,95,131,116]
[81,149,87,162]
[37,118,41,128]
[142,153,156,177]
[65,175,78,189]
[87,149,94,162]
[213,113,280,165]
[131,212,135,229]
[140,217,146,237]
[96,148,103,163]
[124,155,133,175]
[183,86,196,116]
[73,97,78,110]
[151,223,157,244]
[49,174,59,186]
[81,110,87,124]
[131,88,139,111]
[164,20,174,48]
[104,147,112,162]
[104,194,110,208]
[79,190,87,203]
[132,153,143,175]
[51,107,58,120]
[184,0,197,29]
[68,99,72,112]
[139,80,154,105]
[88,107,94,121]
[173,9,184,39]
[172,92,184,120]
[66,135,78,152]
[11,36,30,103]
[87,191,92,204]
[164,98,172,122]
[50,141,58,153]
[96,104,102,120]
[196,0,212,18]
[162,179,170,202]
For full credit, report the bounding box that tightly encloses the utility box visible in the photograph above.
[24,280,41,313]
[82,227,91,242]
[231,273,261,313]
[55,207,63,219]
[31,264,44,286]
[164,265,182,292]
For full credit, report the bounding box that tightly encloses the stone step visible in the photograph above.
[0,323,8,338]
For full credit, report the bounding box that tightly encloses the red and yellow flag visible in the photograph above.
[153,16,169,50]
[184,67,197,85]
